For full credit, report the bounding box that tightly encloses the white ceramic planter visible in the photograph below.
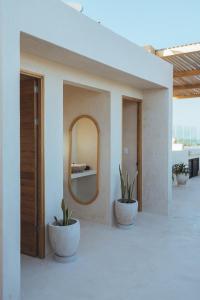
[48,219,80,262]
[176,174,189,185]
[115,199,138,227]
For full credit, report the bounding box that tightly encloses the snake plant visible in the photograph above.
[119,165,138,203]
[54,199,72,226]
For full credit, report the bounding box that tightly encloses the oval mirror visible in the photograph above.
[68,115,99,205]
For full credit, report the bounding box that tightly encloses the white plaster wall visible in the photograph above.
[21,53,142,99]
[43,75,64,254]
[21,53,142,229]
[0,44,172,299]
[0,1,20,299]
[172,150,189,165]
[0,0,172,298]
[64,85,111,224]
[19,0,172,88]
[143,89,172,215]
[110,92,123,225]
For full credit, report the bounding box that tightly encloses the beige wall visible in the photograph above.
[20,52,143,233]
[19,53,172,233]
[64,84,111,224]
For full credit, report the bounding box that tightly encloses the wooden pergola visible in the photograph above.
[155,43,200,99]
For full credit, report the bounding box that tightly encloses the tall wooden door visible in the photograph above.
[122,98,142,211]
[20,75,39,257]
[122,100,138,187]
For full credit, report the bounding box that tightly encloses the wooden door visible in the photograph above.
[122,98,142,211]
[20,75,39,257]
[122,100,138,191]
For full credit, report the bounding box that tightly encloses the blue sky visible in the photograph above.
[79,0,200,134]
[173,99,200,128]
[80,0,200,49]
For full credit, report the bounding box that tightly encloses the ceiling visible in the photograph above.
[20,33,164,91]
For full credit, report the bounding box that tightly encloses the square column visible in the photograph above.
[143,88,172,215]
[109,91,123,225]
[0,0,20,299]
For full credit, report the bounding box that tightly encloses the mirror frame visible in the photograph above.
[68,115,100,205]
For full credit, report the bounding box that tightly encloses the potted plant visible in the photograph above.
[115,165,138,227]
[48,199,80,262]
[172,163,189,185]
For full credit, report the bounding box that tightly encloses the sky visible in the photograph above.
[77,0,200,135]
[79,0,200,49]
[173,99,200,144]
[173,99,200,129]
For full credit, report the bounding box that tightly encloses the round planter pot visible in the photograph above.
[176,174,189,185]
[115,199,138,227]
[48,219,80,263]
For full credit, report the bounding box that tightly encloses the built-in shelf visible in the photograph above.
[71,170,96,180]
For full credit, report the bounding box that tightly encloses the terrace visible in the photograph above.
[21,176,200,300]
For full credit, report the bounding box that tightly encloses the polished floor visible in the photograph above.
[21,177,200,300]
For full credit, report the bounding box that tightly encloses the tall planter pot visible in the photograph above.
[48,219,80,263]
[176,173,189,185]
[115,199,138,228]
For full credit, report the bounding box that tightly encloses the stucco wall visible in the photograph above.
[64,85,110,223]
[21,52,174,225]
[0,47,172,299]
[172,150,189,165]
[0,1,172,297]
[19,0,172,89]
[0,1,20,299]
[143,89,172,215]
[20,52,143,243]
[43,76,64,254]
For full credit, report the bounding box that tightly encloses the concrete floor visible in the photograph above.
[171,176,200,218]
[21,177,200,300]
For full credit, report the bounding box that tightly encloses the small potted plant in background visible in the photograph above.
[172,163,189,185]
[48,199,80,262]
[115,165,138,228]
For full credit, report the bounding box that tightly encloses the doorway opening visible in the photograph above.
[172,97,200,218]
[122,97,142,211]
[20,72,45,258]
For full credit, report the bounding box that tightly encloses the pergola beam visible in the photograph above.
[173,94,200,99]
[174,69,200,78]
[174,83,200,91]
[156,43,200,100]
[156,43,200,57]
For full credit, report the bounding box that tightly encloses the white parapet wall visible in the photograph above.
[172,148,200,166]
[172,150,189,165]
